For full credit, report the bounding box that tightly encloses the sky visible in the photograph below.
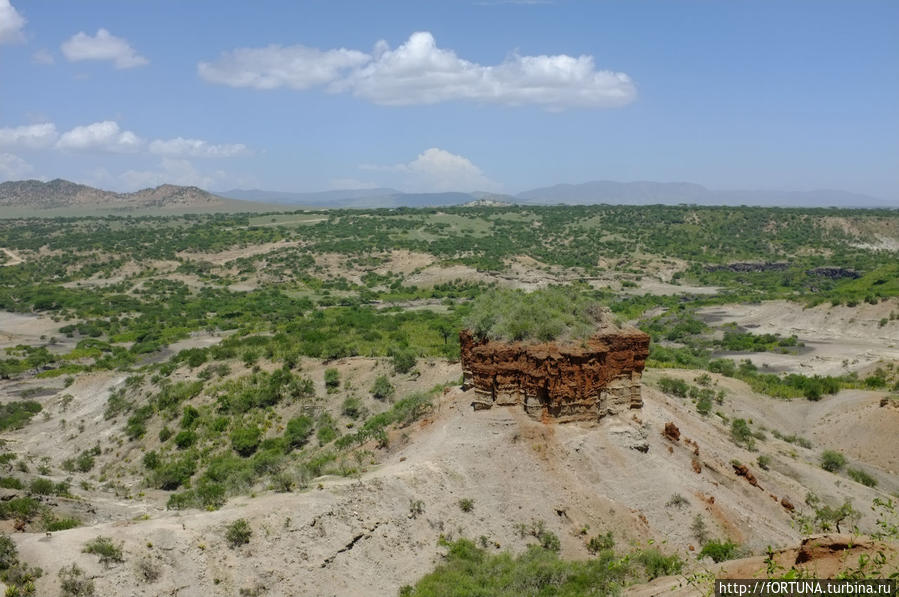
[0,0,897,200]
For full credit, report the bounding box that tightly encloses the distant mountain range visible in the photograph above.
[0,178,893,212]
[224,181,894,208]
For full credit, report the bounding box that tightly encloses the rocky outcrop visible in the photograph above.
[459,328,650,422]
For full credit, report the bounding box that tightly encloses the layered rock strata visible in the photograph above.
[459,328,650,422]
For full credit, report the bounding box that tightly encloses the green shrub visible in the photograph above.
[400,538,633,596]
[458,498,474,513]
[152,454,196,490]
[658,377,690,398]
[370,375,394,400]
[143,451,160,470]
[699,539,739,563]
[0,532,18,569]
[28,478,55,496]
[58,563,93,597]
[587,531,615,554]
[225,518,251,548]
[390,347,417,374]
[0,401,42,432]
[174,430,197,449]
[847,467,877,488]
[82,536,124,567]
[756,454,771,471]
[231,425,262,457]
[0,477,23,490]
[635,548,683,579]
[284,416,314,450]
[324,368,340,391]
[158,426,173,442]
[464,287,607,342]
[341,397,364,419]
[730,418,754,449]
[820,450,846,473]
[180,405,200,428]
[43,515,80,531]
[316,414,339,445]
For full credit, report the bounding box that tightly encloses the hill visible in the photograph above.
[517,180,892,207]
[0,179,280,216]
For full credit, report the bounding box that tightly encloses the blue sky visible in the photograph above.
[1,0,897,200]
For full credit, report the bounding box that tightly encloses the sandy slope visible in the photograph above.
[11,371,895,596]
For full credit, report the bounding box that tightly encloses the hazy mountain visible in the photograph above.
[3,179,892,212]
[516,180,893,207]
[220,188,479,209]
[222,188,400,205]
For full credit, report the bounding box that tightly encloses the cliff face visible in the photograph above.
[459,329,650,422]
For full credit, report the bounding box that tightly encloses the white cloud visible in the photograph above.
[0,0,25,45]
[115,158,253,191]
[148,137,248,158]
[0,123,58,149]
[198,45,369,90]
[60,28,148,69]
[56,121,143,153]
[32,48,54,65]
[0,153,32,180]
[343,32,635,109]
[199,32,635,110]
[365,147,499,192]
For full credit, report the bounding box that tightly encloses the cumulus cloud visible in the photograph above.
[198,45,369,90]
[0,0,25,45]
[118,158,237,191]
[61,28,148,69]
[199,31,635,110]
[0,153,33,180]
[364,147,499,192]
[149,137,248,158]
[56,121,143,153]
[0,123,58,149]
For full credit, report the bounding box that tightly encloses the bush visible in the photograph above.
[756,454,771,471]
[231,425,262,457]
[152,454,196,490]
[730,418,754,449]
[658,377,690,398]
[699,539,739,563]
[370,375,394,400]
[82,536,124,567]
[0,401,42,432]
[158,426,173,442]
[458,498,474,513]
[0,532,18,570]
[820,450,846,473]
[400,538,633,596]
[341,397,363,419]
[464,287,607,342]
[59,563,93,597]
[225,518,251,548]
[847,467,877,488]
[390,348,417,374]
[28,478,55,496]
[142,451,160,470]
[635,548,683,579]
[324,368,340,391]
[174,430,197,449]
[284,416,314,450]
[587,531,615,554]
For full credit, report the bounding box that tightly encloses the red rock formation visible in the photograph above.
[459,328,650,422]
